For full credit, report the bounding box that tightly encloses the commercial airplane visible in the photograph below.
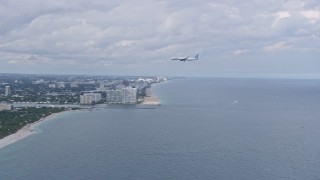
[171,54,199,62]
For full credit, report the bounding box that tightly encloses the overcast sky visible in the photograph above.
[1,0,320,77]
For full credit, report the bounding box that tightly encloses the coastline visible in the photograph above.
[0,85,162,149]
[0,112,62,149]
[140,87,161,105]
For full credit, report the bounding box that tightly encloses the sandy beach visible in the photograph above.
[0,113,59,149]
[141,88,161,105]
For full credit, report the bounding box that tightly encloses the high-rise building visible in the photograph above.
[106,87,137,104]
[106,89,122,104]
[80,94,93,105]
[80,93,102,105]
[91,93,102,102]
[122,87,137,104]
[4,86,10,96]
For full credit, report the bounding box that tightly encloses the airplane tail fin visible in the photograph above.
[194,54,199,60]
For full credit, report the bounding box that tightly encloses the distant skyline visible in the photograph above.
[1,0,320,77]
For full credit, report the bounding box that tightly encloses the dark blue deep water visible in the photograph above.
[1,78,320,179]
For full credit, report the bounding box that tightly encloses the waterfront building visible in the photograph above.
[80,94,93,105]
[91,93,102,102]
[106,87,137,104]
[106,89,122,104]
[122,87,137,104]
[4,86,10,96]
[80,93,102,105]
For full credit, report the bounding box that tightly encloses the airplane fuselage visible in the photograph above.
[171,54,199,62]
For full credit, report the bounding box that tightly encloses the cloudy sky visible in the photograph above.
[1,0,320,77]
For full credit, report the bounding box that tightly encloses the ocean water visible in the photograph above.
[1,78,320,180]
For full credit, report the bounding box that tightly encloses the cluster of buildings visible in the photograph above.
[48,82,78,88]
[79,87,138,105]
[78,77,167,105]
[0,74,167,107]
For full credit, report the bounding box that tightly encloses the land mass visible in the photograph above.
[0,74,167,149]
[0,107,69,149]
[0,87,161,149]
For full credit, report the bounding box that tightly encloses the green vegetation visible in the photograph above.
[137,85,150,98]
[0,107,66,139]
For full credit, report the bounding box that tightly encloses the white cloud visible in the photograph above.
[115,40,137,47]
[7,60,18,64]
[301,10,320,24]
[233,49,250,55]
[272,11,291,27]
[208,2,240,19]
[0,0,320,76]
[263,42,292,52]
[283,0,306,11]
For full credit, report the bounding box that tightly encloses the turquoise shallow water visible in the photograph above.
[1,78,320,179]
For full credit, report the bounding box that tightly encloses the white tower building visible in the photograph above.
[122,87,137,104]
[5,86,10,96]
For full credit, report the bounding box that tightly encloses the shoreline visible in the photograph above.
[140,86,161,105]
[0,112,63,149]
[0,85,162,149]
